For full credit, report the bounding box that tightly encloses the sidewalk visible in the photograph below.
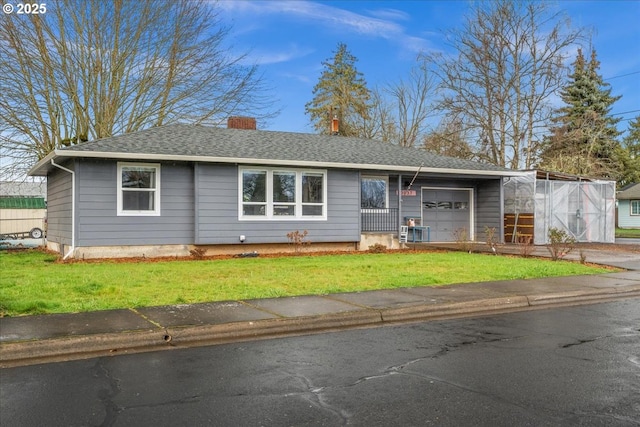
[1,246,639,368]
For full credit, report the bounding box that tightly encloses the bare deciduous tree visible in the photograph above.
[385,59,434,148]
[0,0,275,179]
[422,116,475,160]
[427,0,583,169]
[356,88,396,142]
[363,58,435,147]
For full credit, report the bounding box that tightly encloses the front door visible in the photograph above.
[421,188,472,242]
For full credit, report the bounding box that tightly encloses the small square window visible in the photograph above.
[118,163,160,216]
[631,200,640,216]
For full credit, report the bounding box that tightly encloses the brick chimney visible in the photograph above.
[227,116,257,130]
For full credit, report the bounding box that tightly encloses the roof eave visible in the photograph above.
[30,150,523,177]
[28,150,60,176]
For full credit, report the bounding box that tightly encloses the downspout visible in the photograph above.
[50,159,75,259]
[499,177,505,244]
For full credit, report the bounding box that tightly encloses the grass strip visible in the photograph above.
[616,228,640,238]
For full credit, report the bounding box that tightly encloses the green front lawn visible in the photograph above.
[616,228,640,238]
[0,249,613,317]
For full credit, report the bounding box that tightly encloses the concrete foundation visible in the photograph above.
[359,233,401,251]
[54,241,360,259]
[45,235,409,259]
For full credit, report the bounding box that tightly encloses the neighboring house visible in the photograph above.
[28,119,521,259]
[0,181,47,239]
[617,183,640,229]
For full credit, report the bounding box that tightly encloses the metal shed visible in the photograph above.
[503,170,615,244]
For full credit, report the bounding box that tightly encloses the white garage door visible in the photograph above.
[421,188,473,242]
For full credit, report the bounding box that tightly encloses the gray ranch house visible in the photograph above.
[29,120,521,259]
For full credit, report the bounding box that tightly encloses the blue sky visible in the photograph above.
[217,0,640,136]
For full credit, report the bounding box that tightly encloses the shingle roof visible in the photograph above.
[617,183,640,200]
[31,124,515,176]
[0,181,46,197]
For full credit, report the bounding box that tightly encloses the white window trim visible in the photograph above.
[239,167,327,221]
[360,175,389,212]
[117,162,161,216]
[631,200,640,216]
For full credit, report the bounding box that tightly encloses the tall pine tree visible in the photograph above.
[622,115,640,159]
[540,48,622,178]
[618,115,640,186]
[305,43,371,137]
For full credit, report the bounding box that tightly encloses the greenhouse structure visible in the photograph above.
[503,170,615,245]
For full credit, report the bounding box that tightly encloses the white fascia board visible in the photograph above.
[31,150,525,178]
[28,151,58,176]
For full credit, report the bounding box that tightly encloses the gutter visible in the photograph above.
[50,159,75,260]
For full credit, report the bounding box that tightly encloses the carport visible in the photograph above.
[503,170,615,244]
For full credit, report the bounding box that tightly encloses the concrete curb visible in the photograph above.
[2,287,639,368]
[527,286,640,306]
[380,296,531,323]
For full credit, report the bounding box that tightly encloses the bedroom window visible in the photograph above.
[240,168,326,220]
[117,163,160,216]
[631,200,640,216]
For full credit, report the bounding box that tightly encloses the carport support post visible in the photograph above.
[398,174,402,243]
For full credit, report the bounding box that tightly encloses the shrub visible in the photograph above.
[287,230,310,253]
[452,227,473,252]
[546,227,575,261]
[189,247,206,259]
[516,233,534,257]
[484,226,499,254]
[579,249,587,264]
[368,243,387,253]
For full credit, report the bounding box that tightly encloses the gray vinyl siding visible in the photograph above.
[195,164,360,244]
[46,161,74,246]
[475,179,502,241]
[618,200,640,228]
[75,160,194,246]
[384,175,502,240]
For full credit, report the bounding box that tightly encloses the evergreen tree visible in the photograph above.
[618,116,640,186]
[305,43,371,137]
[540,48,623,178]
[622,115,640,159]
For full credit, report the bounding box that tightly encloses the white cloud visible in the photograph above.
[217,0,434,54]
[366,7,411,22]
[245,44,315,66]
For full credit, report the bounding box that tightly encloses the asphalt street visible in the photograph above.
[1,299,639,426]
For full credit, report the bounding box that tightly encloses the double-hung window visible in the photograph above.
[631,200,640,216]
[117,163,160,216]
[240,167,326,220]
